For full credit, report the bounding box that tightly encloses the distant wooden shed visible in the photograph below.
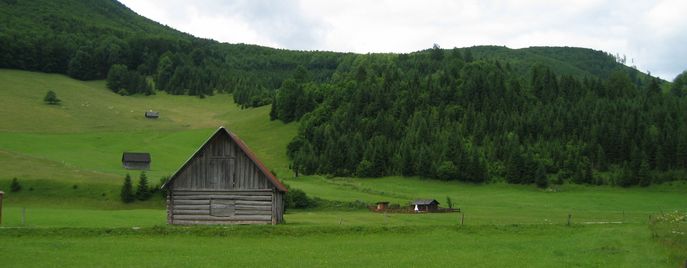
[162,127,287,225]
[122,152,151,170]
[145,111,159,119]
[375,201,390,211]
[412,199,439,212]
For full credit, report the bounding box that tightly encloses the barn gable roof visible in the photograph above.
[412,199,439,205]
[162,127,287,192]
[122,152,151,163]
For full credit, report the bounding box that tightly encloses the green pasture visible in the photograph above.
[0,224,678,267]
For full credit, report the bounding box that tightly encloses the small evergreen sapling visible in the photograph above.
[120,173,134,203]
[136,171,151,201]
[10,177,21,192]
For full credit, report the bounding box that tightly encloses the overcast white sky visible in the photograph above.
[119,0,686,80]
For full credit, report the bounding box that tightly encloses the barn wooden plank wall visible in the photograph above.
[172,133,272,190]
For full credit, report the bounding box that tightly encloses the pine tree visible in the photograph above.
[120,173,134,203]
[136,171,151,201]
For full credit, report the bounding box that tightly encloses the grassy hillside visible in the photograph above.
[0,69,296,207]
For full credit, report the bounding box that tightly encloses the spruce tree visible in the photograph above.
[136,171,151,201]
[120,173,134,203]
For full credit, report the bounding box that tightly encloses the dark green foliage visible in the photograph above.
[535,163,548,188]
[10,177,21,192]
[106,64,153,95]
[284,185,313,209]
[43,90,60,105]
[446,196,453,209]
[671,70,687,97]
[136,172,151,201]
[120,174,134,203]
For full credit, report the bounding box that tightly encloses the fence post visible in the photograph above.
[567,214,572,226]
[461,213,464,226]
[0,191,4,225]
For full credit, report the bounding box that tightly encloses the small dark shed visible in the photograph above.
[162,127,287,225]
[145,111,159,119]
[412,199,440,212]
[122,152,151,170]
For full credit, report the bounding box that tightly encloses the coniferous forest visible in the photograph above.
[2,0,686,186]
[273,47,687,187]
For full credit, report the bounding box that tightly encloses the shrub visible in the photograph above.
[10,177,21,192]
[284,185,313,210]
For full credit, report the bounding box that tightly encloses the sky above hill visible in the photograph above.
[120,0,686,80]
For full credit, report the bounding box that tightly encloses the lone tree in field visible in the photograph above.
[43,90,61,105]
[136,171,151,201]
[120,173,134,203]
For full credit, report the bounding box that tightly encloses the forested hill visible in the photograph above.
[1,0,659,104]
[274,50,687,186]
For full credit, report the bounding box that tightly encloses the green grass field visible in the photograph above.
[0,69,685,267]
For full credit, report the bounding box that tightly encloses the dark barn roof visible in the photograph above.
[162,127,287,192]
[122,152,151,163]
[145,111,159,118]
[412,199,439,205]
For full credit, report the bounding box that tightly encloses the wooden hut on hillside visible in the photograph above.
[122,152,151,170]
[412,199,439,212]
[145,111,159,119]
[162,127,287,225]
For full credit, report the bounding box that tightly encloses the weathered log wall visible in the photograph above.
[169,190,283,225]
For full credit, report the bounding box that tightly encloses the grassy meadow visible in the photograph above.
[0,69,685,267]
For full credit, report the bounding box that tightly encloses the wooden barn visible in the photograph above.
[412,199,439,212]
[162,127,287,225]
[145,111,159,119]
[122,152,151,170]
